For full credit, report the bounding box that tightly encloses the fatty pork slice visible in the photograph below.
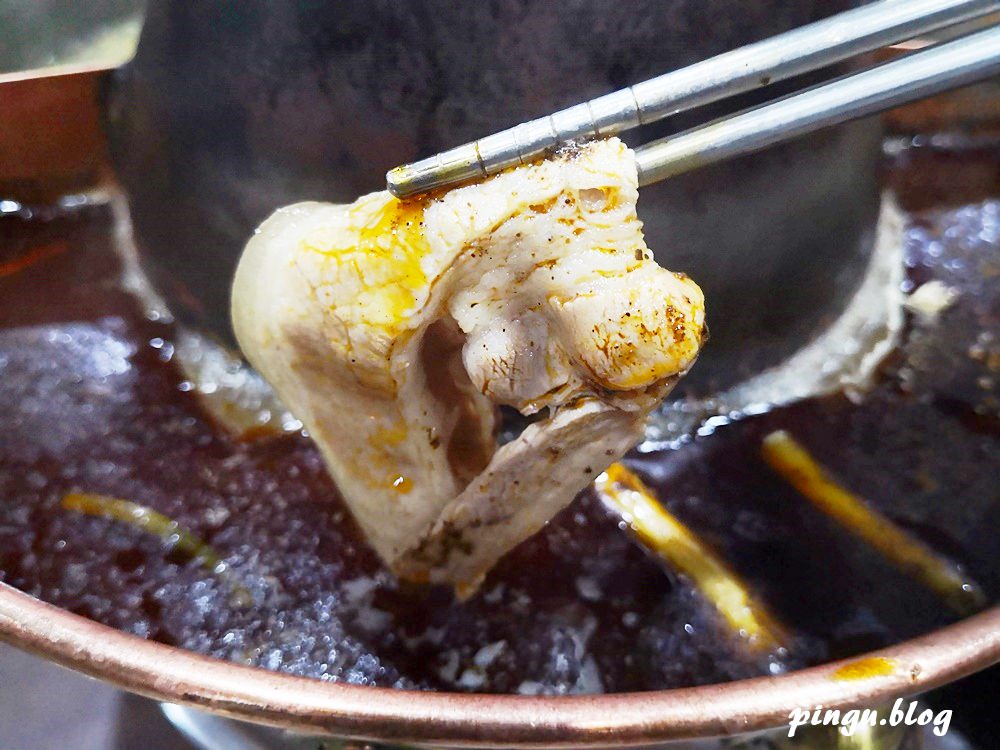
[231,138,705,592]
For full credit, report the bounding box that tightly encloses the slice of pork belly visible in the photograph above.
[232,138,705,591]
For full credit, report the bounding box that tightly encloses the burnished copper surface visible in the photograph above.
[0,583,996,747]
[0,63,112,202]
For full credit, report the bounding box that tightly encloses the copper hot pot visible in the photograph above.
[0,1,998,746]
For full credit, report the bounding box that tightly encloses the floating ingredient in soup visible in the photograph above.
[61,492,252,607]
[761,430,987,616]
[595,463,788,655]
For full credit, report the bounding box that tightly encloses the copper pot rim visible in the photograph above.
[1,583,997,747]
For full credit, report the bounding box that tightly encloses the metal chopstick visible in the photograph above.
[386,0,1000,198]
[634,24,1000,186]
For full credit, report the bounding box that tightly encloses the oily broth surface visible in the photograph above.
[0,144,997,692]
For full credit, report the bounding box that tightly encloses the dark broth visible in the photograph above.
[0,141,996,693]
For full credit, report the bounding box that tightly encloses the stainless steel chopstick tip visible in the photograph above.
[387,145,486,199]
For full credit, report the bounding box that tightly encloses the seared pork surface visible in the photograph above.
[232,138,705,590]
